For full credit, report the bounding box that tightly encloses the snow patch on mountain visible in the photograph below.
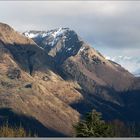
[23,28,73,48]
[24,32,39,38]
[52,28,64,38]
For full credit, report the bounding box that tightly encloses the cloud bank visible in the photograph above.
[0,1,140,73]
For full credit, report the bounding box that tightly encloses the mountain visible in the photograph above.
[0,23,140,136]
[134,69,140,77]
[105,55,140,77]
[23,29,136,91]
[23,29,135,91]
[24,28,140,120]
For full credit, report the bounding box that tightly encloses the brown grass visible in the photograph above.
[0,122,37,137]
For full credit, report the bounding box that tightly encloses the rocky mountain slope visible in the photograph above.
[0,23,84,136]
[0,23,139,136]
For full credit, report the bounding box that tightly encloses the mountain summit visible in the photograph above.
[24,28,135,91]
[0,23,140,136]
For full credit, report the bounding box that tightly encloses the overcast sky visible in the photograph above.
[0,1,140,73]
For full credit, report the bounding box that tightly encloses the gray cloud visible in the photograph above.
[0,1,140,57]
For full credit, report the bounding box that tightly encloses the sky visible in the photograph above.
[0,1,140,74]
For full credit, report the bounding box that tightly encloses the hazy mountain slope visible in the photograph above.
[105,55,140,77]
[134,69,140,77]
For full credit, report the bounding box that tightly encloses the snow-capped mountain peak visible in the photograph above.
[23,27,84,64]
[23,27,73,47]
[24,27,70,38]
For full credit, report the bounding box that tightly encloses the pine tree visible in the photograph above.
[74,110,113,137]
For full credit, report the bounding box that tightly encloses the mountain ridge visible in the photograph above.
[22,27,140,121]
[0,23,140,136]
